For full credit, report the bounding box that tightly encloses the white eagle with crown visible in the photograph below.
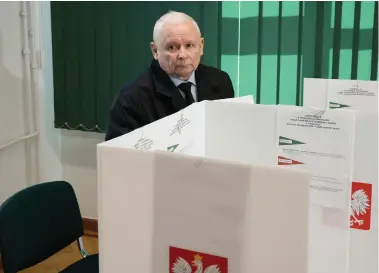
[350,188,370,226]
[171,253,221,273]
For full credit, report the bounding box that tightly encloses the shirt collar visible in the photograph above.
[169,72,196,87]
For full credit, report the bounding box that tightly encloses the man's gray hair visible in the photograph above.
[153,11,201,44]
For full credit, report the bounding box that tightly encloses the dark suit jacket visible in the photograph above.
[105,60,235,141]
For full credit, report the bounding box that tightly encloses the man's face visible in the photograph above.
[151,21,204,81]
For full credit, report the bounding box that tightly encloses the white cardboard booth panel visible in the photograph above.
[303,78,378,273]
[100,100,360,273]
[97,147,310,273]
[348,111,378,273]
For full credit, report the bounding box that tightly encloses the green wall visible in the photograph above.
[221,1,378,105]
[51,1,378,132]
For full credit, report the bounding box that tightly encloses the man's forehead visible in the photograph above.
[163,22,198,36]
[163,27,199,42]
[164,34,197,43]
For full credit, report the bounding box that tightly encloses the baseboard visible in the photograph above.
[83,217,98,237]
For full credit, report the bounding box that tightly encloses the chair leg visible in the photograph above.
[77,237,88,258]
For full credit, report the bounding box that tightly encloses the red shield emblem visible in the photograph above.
[350,182,372,230]
[169,246,228,273]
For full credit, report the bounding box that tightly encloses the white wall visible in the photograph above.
[0,1,102,219]
[0,2,29,203]
[59,130,103,219]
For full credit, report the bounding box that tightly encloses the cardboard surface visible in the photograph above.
[348,111,378,273]
[97,147,310,273]
[303,78,378,273]
[303,78,378,111]
[100,99,375,273]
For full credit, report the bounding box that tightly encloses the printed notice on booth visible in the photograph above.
[276,107,355,209]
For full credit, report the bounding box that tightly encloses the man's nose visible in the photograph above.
[177,47,188,59]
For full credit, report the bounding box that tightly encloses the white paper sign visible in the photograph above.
[276,107,355,209]
[327,80,378,111]
[303,78,378,112]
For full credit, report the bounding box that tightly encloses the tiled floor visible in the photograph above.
[0,235,98,273]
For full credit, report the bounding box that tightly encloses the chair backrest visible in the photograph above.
[0,181,84,273]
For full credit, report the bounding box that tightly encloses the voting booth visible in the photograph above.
[303,78,378,273]
[97,97,313,273]
[97,149,310,273]
[97,95,363,273]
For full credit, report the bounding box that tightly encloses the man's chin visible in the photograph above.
[175,74,192,81]
[174,67,194,80]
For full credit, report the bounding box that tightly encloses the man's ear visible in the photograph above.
[150,42,158,60]
[200,37,204,56]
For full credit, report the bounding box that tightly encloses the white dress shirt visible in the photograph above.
[169,72,198,102]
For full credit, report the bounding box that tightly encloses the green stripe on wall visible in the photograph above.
[221,55,239,95]
[296,2,304,106]
[221,1,239,95]
[239,1,259,99]
[301,1,317,80]
[328,1,336,79]
[338,1,355,79]
[331,2,342,79]
[279,1,300,105]
[321,2,332,79]
[351,1,361,80]
[371,2,378,80]
[357,1,375,80]
[260,1,280,104]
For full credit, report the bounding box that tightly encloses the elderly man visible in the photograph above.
[105,11,235,141]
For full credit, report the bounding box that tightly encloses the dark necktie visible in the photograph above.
[178,82,195,106]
